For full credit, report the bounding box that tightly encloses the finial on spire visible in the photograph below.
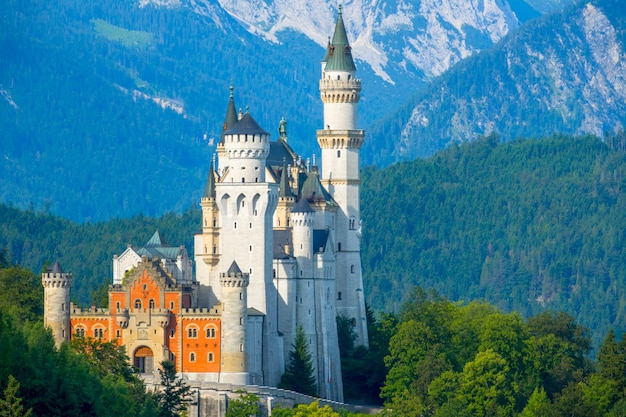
[229,82,234,99]
[338,3,342,14]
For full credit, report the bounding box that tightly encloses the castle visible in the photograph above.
[42,6,367,402]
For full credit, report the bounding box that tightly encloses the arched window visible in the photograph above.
[190,352,196,362]
[337,292,342,300]
[149,299,155,309]
[208,352,214,362]
[187,326,198,338]
[75,326,86,338]
[205,326,216,339]
[94,327,104,339]
[134,299,142,310]
[350,265,355,274]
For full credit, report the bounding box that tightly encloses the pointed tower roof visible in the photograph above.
[145,230,168,247]
[204,162,216,199]
[225,112,269,136]
[227,260,242,275]
[48,261,64,274]
[219,83,238,144]
[279,161,294,198]
[324,4,356,71]
[291,197,315,213]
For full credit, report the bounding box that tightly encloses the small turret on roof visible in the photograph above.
[220,83,239,144]
[324,4,356,72]
[278,160,295,198]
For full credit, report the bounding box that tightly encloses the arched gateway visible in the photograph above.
[134,346,154,373]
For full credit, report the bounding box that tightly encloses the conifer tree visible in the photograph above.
[280,326,317,397]
[155,360,194,417]
[0,375,32,417]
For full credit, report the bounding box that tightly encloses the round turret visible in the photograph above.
[223,112,270,183]
[218,261,249,384]
[42,261,72,348]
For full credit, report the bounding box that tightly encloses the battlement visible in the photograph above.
[70,303,110,315]
[180,306,222,316]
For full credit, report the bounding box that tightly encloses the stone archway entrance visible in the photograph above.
[134,346,154,374]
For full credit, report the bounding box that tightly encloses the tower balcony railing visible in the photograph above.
[319,79,361,91]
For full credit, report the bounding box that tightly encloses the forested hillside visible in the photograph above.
[361,133,626,348]
[2,134,626,349]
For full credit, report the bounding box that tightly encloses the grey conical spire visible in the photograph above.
[219,83,238,144]
[204,162,216,199]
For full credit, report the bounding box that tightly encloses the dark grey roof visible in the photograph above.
[291,198,314,213]
[267,139,298,169]
[299,171,334,204]
[324,5,356,72]
[220,84,238,144]
[273,230,293,259]
[225,112,269,136]
[204,163,216,198]
[227,260,242,275]
[313,229,330,254]
[47,261,64,273]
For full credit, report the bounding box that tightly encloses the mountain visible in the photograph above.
[364,0,626,166]
[1,0,571,221]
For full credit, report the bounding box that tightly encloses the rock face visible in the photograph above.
[149,0,532,84]
[363,0,626,165]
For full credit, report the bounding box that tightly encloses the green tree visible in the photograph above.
[280,326,317,397]
[0,375,32,417]
[225,391,259,417]
[0,266,43,323]
[155,360,194,417]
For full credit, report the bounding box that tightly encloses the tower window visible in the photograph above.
[213,245,217,254]
[190,352,196,362]
[116,330,121,338]
[116,301,121,310]
[170,301,175,310]
[249,245,252,252]
[351,265,355,274]
[170,329,175,338]
[338,243,342,251]
[149,299,155,309]
[213,218,217,227]
[234,222,237,229]
[242,177,245,183]
[208,352,214,362]
[337,150,341,158]
[134,299,142,310]
[337,292,342,300]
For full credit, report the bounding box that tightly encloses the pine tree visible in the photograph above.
[280,326,317,397]
[0,375,32,417]
[155,360,194,417]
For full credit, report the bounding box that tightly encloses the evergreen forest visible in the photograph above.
[3,133,626,350]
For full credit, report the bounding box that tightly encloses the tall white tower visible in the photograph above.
[317,5,368,346]
[42,261,72,348]
[216,110,282,386]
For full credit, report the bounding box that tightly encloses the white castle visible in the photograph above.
[43,6,367,403]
